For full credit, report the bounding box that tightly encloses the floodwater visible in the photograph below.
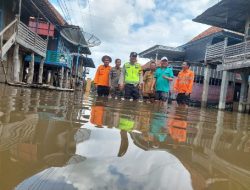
[0,84,249,190]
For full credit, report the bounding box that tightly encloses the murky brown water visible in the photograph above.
[0,83,249,190]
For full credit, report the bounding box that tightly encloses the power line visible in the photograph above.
[57,0,70,22]
[61,0,73,24]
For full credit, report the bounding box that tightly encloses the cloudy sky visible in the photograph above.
[50,0,219,78]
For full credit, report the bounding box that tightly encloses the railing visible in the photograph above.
[224,41,250,63]
[46,50,72,68]
[205,41,224,61]
[206,40,250,64]
[16,21,47,57]
[0,18,18,59]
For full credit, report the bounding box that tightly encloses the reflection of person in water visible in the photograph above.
[148,113,168,148]
[167,109,188,144]
[118,130,128,157]
[116,116,135,157]
[90,101,105,128]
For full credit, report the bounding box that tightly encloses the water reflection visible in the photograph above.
[0,84,249,190]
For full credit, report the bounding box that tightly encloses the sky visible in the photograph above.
[50,0,219,78]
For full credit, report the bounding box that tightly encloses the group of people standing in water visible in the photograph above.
[94,52,194,107]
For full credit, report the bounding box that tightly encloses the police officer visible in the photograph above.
[119,52,143,100]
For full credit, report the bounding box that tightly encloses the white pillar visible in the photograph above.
[218,71,229,110]
[201,65,211,107]
[47,70,51,84]
[211,111,224,151]
[59,66,64,88]
[238,73,248,112]
[13,44,20,82]
[64,68,69,88]
[27,52,34,84]
[246,80,250,112]
[38,57,45,84]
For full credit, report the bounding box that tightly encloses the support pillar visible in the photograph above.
[246,80,250,112]
[238,73,248,112]
[201,65,211,107]
[13,44,20,82]
[27,52,34,84]
[64,68,69,88]
[218,71,229,110]
[47,70,51,84]
[59,66,64,88]
[211,111,224,151]
[38,57,45,84]
[85,78,92,92]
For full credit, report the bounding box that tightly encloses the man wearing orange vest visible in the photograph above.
[94,55,112,97]
[174,62,194,107]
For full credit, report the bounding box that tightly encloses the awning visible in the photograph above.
[82,57,95,68]
[193,0,250,34]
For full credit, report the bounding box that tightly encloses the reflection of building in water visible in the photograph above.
[0,114,38,151]
[130,110,250,190]
[0,113,87,189]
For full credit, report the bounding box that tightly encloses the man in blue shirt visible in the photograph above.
[153,57,174,105]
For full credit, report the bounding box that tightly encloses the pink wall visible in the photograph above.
[171,78,234,103]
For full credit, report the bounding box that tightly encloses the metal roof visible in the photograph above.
[82,57,95,68]
[139,45,185,61]
[22,0,67,27]
[193,0,250,34]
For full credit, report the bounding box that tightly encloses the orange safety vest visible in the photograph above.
[174,69,194,93]
[168,119,187,143]
[94,65,111,86]
[90,106,104,126]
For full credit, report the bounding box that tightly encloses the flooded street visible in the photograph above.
[0,84,249,190]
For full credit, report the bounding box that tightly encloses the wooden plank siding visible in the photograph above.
[16,21,47,57]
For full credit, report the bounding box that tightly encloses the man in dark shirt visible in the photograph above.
[109,58,123,99]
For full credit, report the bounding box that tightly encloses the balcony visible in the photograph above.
[205,40,250,71]
[45,50,72,68]
[16,21,48,57]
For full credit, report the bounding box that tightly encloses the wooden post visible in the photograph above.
[85,78,92,92]
[38,57,45,84]
[64,68,69,88]
[13,43,20,82]
[59,66,64,88]
[27,52,34,84]
[47,70,51,84]
[246,80,250,112]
